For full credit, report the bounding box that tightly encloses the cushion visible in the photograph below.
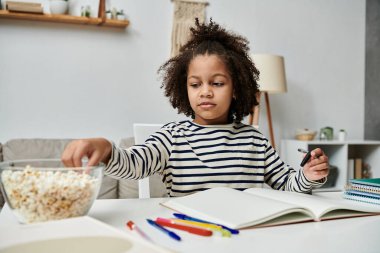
[3,139,71,161]
[118,137,168,198]
[1,138,118,199]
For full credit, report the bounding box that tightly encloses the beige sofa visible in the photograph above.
[0,138,167,209]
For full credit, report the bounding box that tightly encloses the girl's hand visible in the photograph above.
[302,148,329,181]
[61,138,112,167]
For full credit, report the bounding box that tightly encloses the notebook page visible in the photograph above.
[161,187,313,229]
[244,188,380,220]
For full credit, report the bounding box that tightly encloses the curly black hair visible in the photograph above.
[158,18,260,123]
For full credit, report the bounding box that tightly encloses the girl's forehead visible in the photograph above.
[188,54,227,69]
[191,53,224,62]
[187,54,231,80]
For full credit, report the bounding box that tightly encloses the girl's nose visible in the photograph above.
[200,85,213,97]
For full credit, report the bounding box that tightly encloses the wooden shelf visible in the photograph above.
[0,10,129,28]
[281,139,380,191]
[102,19,130,28]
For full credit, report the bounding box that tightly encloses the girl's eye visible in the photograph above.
[213,82,224,86]
[189,83,200,88]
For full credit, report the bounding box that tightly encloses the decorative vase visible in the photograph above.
[50,0,68,14]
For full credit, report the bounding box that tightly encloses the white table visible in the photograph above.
[1,192,380,253]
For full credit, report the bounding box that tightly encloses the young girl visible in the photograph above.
[62,19,329,197]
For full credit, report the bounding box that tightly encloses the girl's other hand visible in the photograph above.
[61,138,112,167]
[303,148,329,181]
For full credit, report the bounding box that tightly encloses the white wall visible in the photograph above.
[0,0,365,146]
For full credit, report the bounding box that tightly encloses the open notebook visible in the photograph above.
[161,187,380,229]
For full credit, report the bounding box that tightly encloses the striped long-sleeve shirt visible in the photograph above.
[105,120,324,197]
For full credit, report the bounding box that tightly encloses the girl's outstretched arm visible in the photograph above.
[61,138,112,167]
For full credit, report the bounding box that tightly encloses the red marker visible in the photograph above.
[155,217,213,237]
[126,220,152,241]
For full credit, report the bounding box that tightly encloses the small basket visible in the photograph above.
[295,129,317,141]
[295,133,316,141]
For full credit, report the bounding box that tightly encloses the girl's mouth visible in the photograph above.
[198,102,216,109]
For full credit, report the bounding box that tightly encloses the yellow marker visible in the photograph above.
[171,218,231,237]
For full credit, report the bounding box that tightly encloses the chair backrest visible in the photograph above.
[133,123,164,198]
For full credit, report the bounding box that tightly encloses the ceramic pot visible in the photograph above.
[117,14,125,20]
[50,0,68,14]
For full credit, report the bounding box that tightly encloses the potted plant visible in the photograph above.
[80,5,91,17]
[117,9,125,20]
[105,10,112,19]
[50,0,68,15]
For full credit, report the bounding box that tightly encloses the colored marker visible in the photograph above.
[146,219,181,241]
[155,217,212,237]
[126,220,152,242]
[170,218,231,237]
[173,213,239,235]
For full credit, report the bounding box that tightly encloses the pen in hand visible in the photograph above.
[298,148,312,167]
[146,219,181,241]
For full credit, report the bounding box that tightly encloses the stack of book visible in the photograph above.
[347,158,372,180]
[344,178,380,205]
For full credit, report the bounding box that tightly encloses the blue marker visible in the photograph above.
[173,213,239,234]
[146,219,181,241]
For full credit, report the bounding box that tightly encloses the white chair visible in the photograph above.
[133,123,164,199]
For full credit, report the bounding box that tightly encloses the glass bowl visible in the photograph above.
[0,159,103,224]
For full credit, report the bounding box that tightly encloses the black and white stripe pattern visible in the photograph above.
[105,120,323,197]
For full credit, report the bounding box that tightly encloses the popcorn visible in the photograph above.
[1,166,100,223]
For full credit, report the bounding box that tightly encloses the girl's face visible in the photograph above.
[187,54,234,125]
